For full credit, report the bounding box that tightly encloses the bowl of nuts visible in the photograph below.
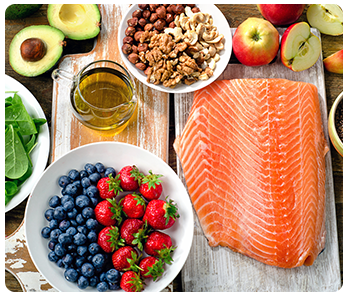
[118,4,232,93]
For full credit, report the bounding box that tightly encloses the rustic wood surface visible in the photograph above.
[5,4,343,292]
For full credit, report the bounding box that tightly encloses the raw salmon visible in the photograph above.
[174,78,328,268]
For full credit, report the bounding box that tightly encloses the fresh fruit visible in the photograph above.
[120,193,146,219]
[120,218,148,250]
[306,4,343,36]
[112,246,139,271]
[257,4,305,26]
[232,17,279,67]
[120,271,144,292]
[118,165,144,191]
[139,171,163,200]
[97,226,125,253]
[323,49,343,74]
[139,256,164,281]
[94,198,123,226]
[280,22,321,72]
[144,231,176,264]
[143,198,179,230]
[47,4,101,40]
[9,25,65,77]
[5,4,42,20]
[97,175,123,200]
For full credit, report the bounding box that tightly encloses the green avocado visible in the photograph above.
[47,4,101,40]
[5,4,42,20]
[9,25,65,77]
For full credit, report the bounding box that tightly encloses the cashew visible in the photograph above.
[206,33,224,44]
[213,53,220,62]
[208,45,216,57]
[164,27,183,42]
[207,58,216,70]
[185,6,194,18]
[214,41,224,51]
[202,30,218,42]
[183,30,198,45]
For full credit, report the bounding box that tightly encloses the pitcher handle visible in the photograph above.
[51,69,76,88]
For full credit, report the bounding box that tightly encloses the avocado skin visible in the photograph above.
[5,4,42,20]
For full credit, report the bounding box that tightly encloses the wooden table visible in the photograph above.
[5,4,343,291]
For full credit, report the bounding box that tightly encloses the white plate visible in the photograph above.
[118,4,232,93]
[5,75,50,213]
[24,142,194,292]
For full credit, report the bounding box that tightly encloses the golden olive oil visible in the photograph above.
[71,67,136,131]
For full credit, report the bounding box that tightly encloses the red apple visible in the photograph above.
[323,49,343,74]
[232,17,279,67]
[280,22,321,72]
[257,4,305,26]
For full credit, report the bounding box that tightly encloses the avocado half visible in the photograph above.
[47,4,101,40]
[5,4,42,20]
[9,25,65,77]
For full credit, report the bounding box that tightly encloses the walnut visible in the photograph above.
[145,47,163,66]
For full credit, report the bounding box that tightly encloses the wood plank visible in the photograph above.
[175,28,341,291]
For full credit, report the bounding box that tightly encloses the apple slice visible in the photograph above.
[307,4,343,36]
[280,22,321,72]
[323,49,343,74]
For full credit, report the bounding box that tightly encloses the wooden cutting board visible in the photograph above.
[175,28,341,292]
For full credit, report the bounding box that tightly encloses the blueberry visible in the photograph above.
[73,180,82,191]
[50,229,62,241]
[89,276,99,287]
[58,175,70,188]
[81,177,91,188]
[108,282,120,290]
[81,263,95,278]
[87,231,97,242]
[53,206,66,221]
[67,244,77,253]
[97,281,109,292]
[65,183,79,197]
[41,226,51,238]
[85,186,99,199]
[86,218,98,230]
[70,219,78,227]
[66,226,77,236]
[76,214,85,225]
[80,170,89,179]
[77,225,88,235]
[89,172,101,184]
[56,258,64,268]
[44,209,54,221]
[48,251,59,262]
[59,220,71,231]
[82,207,94,219]
[62,254,74,267]
[84,163,96,175]
[54,243,66,257]
[58,233,73,245]
[49,195,61,208]
[106,269,120,283]
[104,167,116,178]
[99,272,107,282]
[63,200,75,212]
[61,194,74,204]
[75,195,90,209]
[48,240,56,250]
[88,243,101,255]
[95,162,105,174]
[67,208,78,220]
[68,169,80,182]
[73,232,87,246]
[49,219,59,230]
[77,245,88,257]
[92,254,105,269]
[90,197,99,207]
[75,256,86,268]
[77,275,89,289]
[64,268,79,282]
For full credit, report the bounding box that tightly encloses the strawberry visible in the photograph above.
[144,231,176,265]
[97,174,123,200]
[139,170,163,200]
[120,218,149,250]
[97,226,125,253]
[118,165,144,191]
[94,198,123,226]
[112,246,140,272]
[139,256,164,281]
[143,197,179,230]
[120,270,144,292]
[120,193,146,219]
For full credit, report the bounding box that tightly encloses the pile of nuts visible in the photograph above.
[122,4,225,88]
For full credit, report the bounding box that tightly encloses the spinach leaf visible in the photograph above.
[5,181,18,205]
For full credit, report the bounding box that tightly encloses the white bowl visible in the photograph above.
[118,4,232,93]
[25,142,194,292]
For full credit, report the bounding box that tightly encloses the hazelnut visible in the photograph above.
[127,17,138,27]
[153,19,166,31]
[132,45,138,53]
[20,38,46,62]
[144,66,152,76]
[167,4,175,13]
[135,62,147,71]
[123,36,134,44]
[138,18,147,28]
[168,21,176,28]
[173,5,185,14]
[149,4,159,12]
[138,43,148,53]
[144,23,154,32]
[121,43,133,55]
[192,7,201,13]
[186,4,196,8]
[132,9,142,18]
[165,13,174,23]
[138,4,149,10]
[142,9,151,19]
[134,31,144,42]
[149,13,159,23]
[128,53,139,64]
[156,6,166,19]
[125,26,136,36]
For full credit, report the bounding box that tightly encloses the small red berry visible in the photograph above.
[112,246,139,271]
[120,193,146,219]
[144,231,176,264]
[118,165,144,191]
[94,198,123,226]
[139,170,163,200]
[139,256,164,281]
[97,226,125,253]
[120,270,144,292]
[97,175,123,199]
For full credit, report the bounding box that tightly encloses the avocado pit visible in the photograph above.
[20,38,47,62]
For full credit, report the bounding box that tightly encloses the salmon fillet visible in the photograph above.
[174,78,328,268]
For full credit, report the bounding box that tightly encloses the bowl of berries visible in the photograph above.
[25,142,194,292]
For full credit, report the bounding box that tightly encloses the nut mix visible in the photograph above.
[122,4,225,88]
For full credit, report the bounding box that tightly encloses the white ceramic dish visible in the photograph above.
[118,4,232,93]
[25,142,194,292]
[5,75,50,213]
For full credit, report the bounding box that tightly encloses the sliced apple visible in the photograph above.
[280,22,321,72]
[307,4,343,36]
[323,49,343,74]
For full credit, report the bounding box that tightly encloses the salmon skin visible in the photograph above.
[174,78,328,268]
